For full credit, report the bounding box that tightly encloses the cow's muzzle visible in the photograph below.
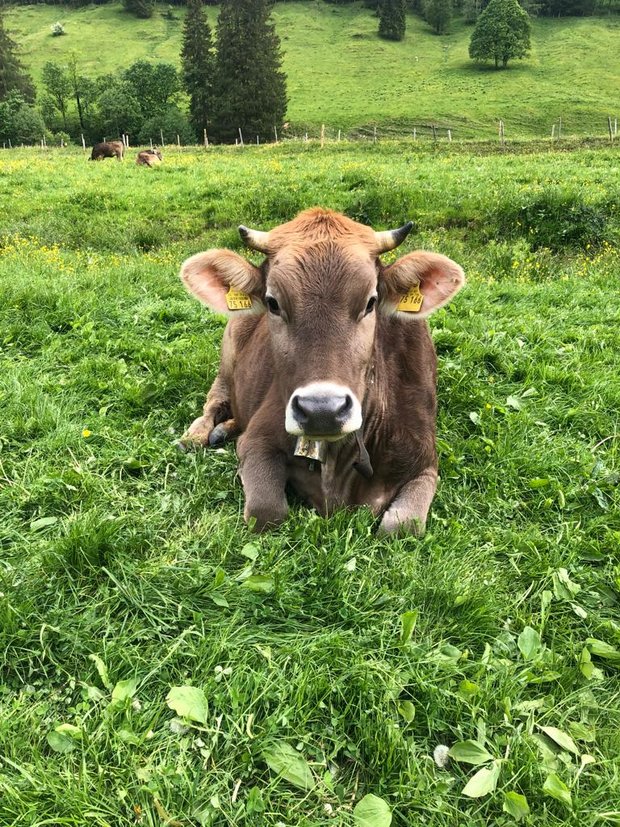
[285,382,362,439]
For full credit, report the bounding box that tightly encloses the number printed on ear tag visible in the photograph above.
[226,288,252,310]
[397,284,424,312]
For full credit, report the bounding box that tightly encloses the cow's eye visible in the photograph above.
[364,296,377,316]
[266,296,281,316]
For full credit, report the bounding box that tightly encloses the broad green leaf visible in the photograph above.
[553,568,581,601]
[242,575,274,594]
[458,680,480,699]
[579,646,604,681]
[595,814,620,825]
[240,542,259,561]
[262,741,314,791]
[461,760,501,798]
[586,638,620,664]
[506,395,523,410]
[47,730,77,753]
[529,477,550,488]
[503,791,530,821]
[538,726,579,756]
[543,772,572,809]
[110,678,138,706]
[449,740,494,766]
[30,516,58,531]
[397,700,415,723]
[399,610,418,645]
[568,721,596,742]
[530,733,559,771]
[518,626,541,660]
[353,793,392,827]
[88,653,113,690]
[166,686,208,724]
[210,592,229,608]
[55,723,82,739]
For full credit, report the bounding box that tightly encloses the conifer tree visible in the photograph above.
[378,0,407,41]
[181,0,215,141]
[0,11,35,102]
[469,0,531,67]
[212,0,287,144]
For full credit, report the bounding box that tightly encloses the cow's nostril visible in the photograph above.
[292,395,307,421]
[340,395,353,415]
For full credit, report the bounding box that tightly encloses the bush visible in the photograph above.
[50,22,65,36]
[490,191,616,251]
[138,105,194,145]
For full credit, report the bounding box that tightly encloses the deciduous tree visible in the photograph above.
[424,0,453,33]
[469,0,531,67]
[42,61,72,130]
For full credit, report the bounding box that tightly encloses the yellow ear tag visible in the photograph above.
[397,284,424,313]
[225,288,252,311]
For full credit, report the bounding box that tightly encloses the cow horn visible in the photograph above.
[374,221,414,254]
[239,225,271,254]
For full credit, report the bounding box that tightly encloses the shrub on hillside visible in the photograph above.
[138,105,194,145]
[490,191,616,251]
[50,22,65,36]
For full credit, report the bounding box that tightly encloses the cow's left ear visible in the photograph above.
[180,249,264,315]
[380,251,465,319]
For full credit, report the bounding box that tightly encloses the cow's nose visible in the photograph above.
[292,392,353,435]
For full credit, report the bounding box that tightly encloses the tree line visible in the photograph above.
[1,0,618,147]
[0,0,287,147]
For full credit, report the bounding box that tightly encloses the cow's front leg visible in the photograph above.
[180,374,238,449]
[237,435,288,532]
[378,467,438,537]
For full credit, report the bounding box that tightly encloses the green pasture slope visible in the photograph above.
[5,1,620,139]
[1,141,620,825]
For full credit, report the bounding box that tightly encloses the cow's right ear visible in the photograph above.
[180,250,264,315]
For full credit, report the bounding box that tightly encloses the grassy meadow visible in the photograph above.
[1,140,620,826]
[4,1,620,139]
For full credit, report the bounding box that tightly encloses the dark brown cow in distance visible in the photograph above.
[180,208,465,535]
[136,149,163,167]
[90,140,124,161]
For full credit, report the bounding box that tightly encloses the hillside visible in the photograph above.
[5,2,620,138]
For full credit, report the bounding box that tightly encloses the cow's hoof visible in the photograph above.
[208,424,230,447]
[378,510,426,538]
[244,503,288,533]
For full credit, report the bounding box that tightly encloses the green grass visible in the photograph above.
[4,2,620,138]
[1,142,620,825]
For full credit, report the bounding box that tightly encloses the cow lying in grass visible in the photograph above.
[180,208,465,535]
[136,149,163,167]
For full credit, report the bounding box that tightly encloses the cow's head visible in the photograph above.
[181,209,464,441]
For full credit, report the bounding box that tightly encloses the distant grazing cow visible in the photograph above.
[136,149,163,167]
[90,140,124,161]
[179,208,465,535]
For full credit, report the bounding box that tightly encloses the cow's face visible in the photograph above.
[181,209,465,441]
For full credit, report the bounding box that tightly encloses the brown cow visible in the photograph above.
[179,208,465,535]
[136,149,163,167]
[90,140,124,161]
